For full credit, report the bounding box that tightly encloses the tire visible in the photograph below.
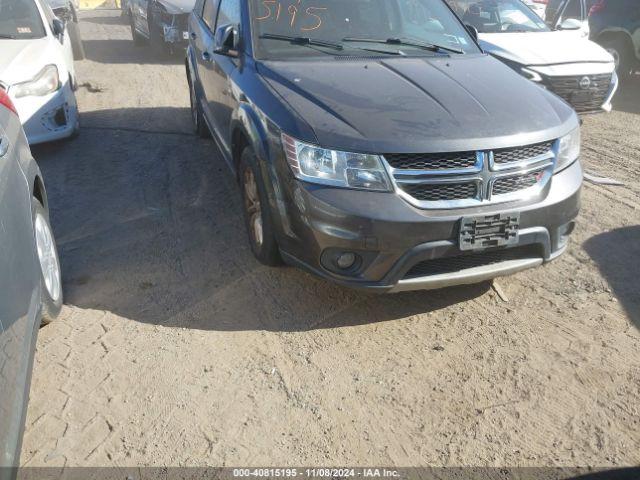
[239,146,282,266]
[130,14,145,46]
[68,20,85,61]
[148,14,168,58]
[600,35,635,82]
[188,72,210,138]
[68,21,85,60]
[33,200,63,325]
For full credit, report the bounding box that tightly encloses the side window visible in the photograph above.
[216,0,240,28]
[202,0,219,31]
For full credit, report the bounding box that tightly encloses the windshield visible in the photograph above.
[0,0,46,39]
[249,0,481,59]
[450,0,549,33]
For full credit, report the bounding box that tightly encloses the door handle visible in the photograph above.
[202,51,211,62]
[0,136,8,157]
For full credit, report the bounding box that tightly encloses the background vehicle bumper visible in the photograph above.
[12,84,78,145]
[277,160,583,292]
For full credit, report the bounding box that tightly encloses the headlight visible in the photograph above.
[556,127,581,173]
[282,134,391,191]
[11,65,60,98]
[520,67,543,83]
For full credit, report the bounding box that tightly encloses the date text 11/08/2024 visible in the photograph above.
[232,468,401,477]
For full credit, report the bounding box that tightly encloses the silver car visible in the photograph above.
[0,87,62,472]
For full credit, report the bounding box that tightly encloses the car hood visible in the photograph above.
[159,0,195,14]
[480,31,614,66]
[0,38,57,86]
[258,54,577,154]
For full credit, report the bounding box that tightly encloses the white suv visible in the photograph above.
[452,0,618,113]
[0,0,79,144]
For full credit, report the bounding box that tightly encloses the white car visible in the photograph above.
[0,0,79,144]
[458,0,618,114]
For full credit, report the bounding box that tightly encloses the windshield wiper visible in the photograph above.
[260,34,343,51]
[0,34,16,39]
[343,37,464,54]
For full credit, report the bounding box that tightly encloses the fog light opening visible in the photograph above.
[336,252,357,270]
[557,221,576,250]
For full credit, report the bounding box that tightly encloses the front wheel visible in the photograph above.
[148,15,168,58]
[33,200,62,325]
[188,73,210,138]
[239,147,282,267]
[130,14,145,45]
[68,20,85,60]
[601,36,635,81]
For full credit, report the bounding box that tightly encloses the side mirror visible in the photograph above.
[558,18,582,30]
[214,23,239,57]
[52,17,65,37]
[465,23,479,41]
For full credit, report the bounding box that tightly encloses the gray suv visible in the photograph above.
[186,0,582,292]
[0,88,62,473]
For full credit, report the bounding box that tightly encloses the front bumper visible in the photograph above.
[277,160,582,292]
[12,83,78,145]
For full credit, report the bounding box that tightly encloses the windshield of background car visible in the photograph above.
[248,0,482,59]
[454,0,549,33]
[0,0,46,39]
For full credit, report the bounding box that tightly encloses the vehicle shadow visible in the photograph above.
[583,226,640,329]
[31,106,490,332]
[80,13,130,26]
[612,74,640,115]
[82,39,184,66]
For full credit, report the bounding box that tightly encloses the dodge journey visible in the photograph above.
[185,0,582,292]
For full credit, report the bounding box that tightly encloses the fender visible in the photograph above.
[230,102,295,240]
[596,27,640,61]
[231,102,270,171]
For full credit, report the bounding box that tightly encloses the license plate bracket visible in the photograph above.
[459,212,520,251]
[571,90,594,104]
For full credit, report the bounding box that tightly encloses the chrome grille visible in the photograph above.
[385,151,477,170]
[492,170,545,196]
[399,182,477,201]
[543,74,612,114]
[385,140,557,209]
[493,142,554,165]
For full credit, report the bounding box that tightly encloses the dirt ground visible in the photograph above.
[19,10,640,468]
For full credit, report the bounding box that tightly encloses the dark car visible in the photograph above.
[186,0,582,292]
[0,86,62,474]
[46,0,85,59]
[588,0,640,79]
[129,0,195,55]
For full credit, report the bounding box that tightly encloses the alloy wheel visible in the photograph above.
[243,167,263,248]
[35,213,61,303]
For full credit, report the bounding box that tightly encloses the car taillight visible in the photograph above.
[0,89,17,115]
[589,0,606,15]
[533,0,548,4]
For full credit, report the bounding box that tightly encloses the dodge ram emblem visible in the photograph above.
[579,76,591,89]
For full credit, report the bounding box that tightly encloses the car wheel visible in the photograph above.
[601,35,634,81]
[130,14,145,45]
[68,20,85,60]
[148,14,168,58]
[189,73,210,138]
[239,146,282,266]
[33,200,62,325]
